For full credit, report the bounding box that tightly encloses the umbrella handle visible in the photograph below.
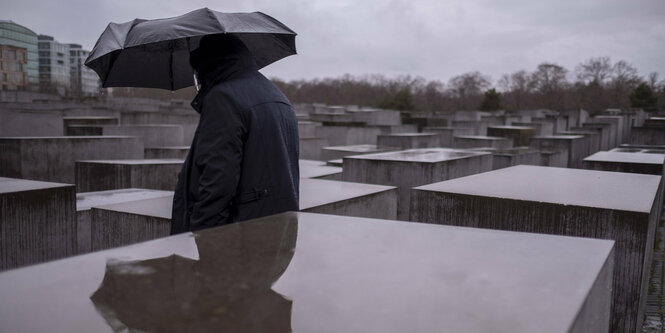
[186,37,200,92]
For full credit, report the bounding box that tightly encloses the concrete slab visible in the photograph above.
[377,132,440,149]
[453,135,513,149]
[594,115,625,145]
[63,117,118,135]
[472,147,542,170]
[102,124,184,148]
[583,123,614,150]
[0,177,76,271]
[299,160,342,180]
[90,196,173,251]
[144,146,190,159]
[422,127,474,147]
[631,127,665,146]
[0,211,614,332]
[342,148,492,220]
[530,135,586,168]
[487,125,537,147]
[75,159,183,192]
[538,149,569,167]
[411,165,663,332]
[0,136,145,183]
[300,178,397,219]
[583,151,665,176]
[513,121,554,136]
[0,110,63,137]
[76,189,174,254]
[320,144,399,162]
[299,137,329,160]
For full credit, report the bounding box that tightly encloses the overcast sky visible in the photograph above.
[4,0,665,84]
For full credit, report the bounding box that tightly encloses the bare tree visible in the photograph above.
[609,60,640,108]
[447,71,491,110]
[498,70,535,110]
[575,56,612,85]
[532,63,569,110]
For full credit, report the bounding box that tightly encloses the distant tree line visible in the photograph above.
[272,57,664,113]
[107,56,664,113]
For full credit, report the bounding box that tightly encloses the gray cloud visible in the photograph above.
[4,0,664,84]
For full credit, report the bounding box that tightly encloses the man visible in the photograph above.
[171,33,299,234]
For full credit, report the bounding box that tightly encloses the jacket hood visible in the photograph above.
[190,34,258,112]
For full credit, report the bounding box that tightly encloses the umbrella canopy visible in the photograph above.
[85,8,297,90]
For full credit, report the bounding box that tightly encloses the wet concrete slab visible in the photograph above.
[90,196,174,251]
[343,148,492,220]
[453,135,513,150]
[75,159,183,192]
[411,165,663,332]
[76,189,174,254]
[530,135,586,168]
[377,132,440,149]
[144,146,190,159]
[0,177,76,271]
[487,125,537,147]
[0,212,614,333]
[583,151,665,176]
[320,144,399,162]
[0,136,145,183]
[422,127,474,147]
[300,178,397,220]
[299,159,342,180]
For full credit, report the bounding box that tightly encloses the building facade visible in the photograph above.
[68,44,99,96]
[38,35,70,94]
[0,20,38,89]
[0,45,28,90]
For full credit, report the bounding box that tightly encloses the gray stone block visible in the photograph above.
[410,165,663,333]
[513,121,554,136]
[315,125,383,146]
[583,123,614,150]
[76,188,173,254]
[299,137,328,161]
[451,120,487,135]
[0,136,145,183]
[0,110,63,137]
[0,177,76,270]
[539,149,569,167]
[473,147,542,170]
[300,178,397,219]
[530,135,586,168]
[422,126,474,147]
[63,116,118,135]
[299,160,342,179]
[593,115,625,145]
[348,109,401,126]
[90,196,173,251]
[297,121,320,138]
[583,151,665,176]
[487,125,537,146]
[0,211,616,332]
[377,133,440,149]
[102,124,184,148]
[342,148,492,220]
[631,127,665,146]
[75,159,183,192]
[320,144,399,162]
[453,135,513,149]
[144,146,190,159]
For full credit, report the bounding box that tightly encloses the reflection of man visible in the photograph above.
[91,214,298,332]
[171,34,299,234]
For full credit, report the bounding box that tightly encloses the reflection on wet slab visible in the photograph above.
[0,212,614,332]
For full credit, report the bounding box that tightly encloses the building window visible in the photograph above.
[17,52,24,61]
[14,63,21,71]
[2,50,15,60]
[57,60,64,65]
[1,73,6,82]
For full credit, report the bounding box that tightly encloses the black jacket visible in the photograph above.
[171,37,299,234]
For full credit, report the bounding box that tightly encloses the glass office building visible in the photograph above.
[38,34,70,94]
[69,44,99,96]
[0,20,38,87]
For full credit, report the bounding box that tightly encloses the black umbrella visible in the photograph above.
[85,8,297,90]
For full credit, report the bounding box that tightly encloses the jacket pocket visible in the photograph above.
[236,188,270,205]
